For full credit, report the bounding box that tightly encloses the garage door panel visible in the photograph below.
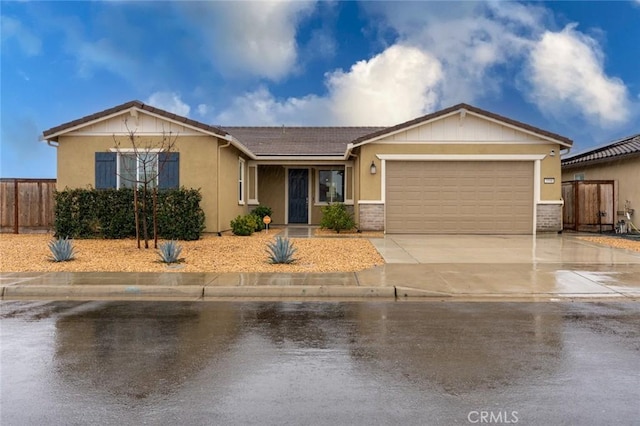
[386,161,533,234]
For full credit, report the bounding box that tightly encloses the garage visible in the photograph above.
[385,161,534,234]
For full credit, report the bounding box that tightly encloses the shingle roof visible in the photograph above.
[42,100,229,139]
[222,126,384,156]
[350,103,573,146]
[42,100,573,158]
[562,133,640,167]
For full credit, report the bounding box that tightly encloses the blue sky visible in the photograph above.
[1,1,639,178]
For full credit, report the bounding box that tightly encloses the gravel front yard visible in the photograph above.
[0,230,385,273]
[3,232,638,275]
[577,235,640,253]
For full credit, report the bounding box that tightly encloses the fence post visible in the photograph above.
[13,180,19,234]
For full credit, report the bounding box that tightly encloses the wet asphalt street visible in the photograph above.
[1,301,639,425]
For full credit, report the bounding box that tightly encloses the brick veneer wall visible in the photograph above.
[359,203,384,231]
[536,203,562,232]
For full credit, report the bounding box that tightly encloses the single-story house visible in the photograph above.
[562,133,639,229]
[42,101,571,234]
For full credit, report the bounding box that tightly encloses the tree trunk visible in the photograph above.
[153,187,158,249]
[142,184,149,249]
[134,187,140,249]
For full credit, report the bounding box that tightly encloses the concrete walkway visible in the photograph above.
[1,234,639,301]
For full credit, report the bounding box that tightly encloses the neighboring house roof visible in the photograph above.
[222,126,384,156]
[562,133,640,167]
[348,103,574,148]
[42,100,229,140]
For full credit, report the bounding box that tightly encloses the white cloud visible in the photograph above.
[75,38,140,80]
[145,92,191,117]
[211,2,632,129]
[360,2,632,125]
[215,86,327,126]
[1,15,42,56]
[215,45,442,126]
[360,2,537,106]
[196,104,211,117]
[526,24,630,126]
[177,1,316,80]
[326,45,442,125]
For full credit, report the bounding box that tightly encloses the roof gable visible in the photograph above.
[42,100,229,141]
[349,103,573,148]
[562,133,640,167]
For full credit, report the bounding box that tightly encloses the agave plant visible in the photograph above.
[266,237,297,264]
[158,240,183,264]
[48,237,76,262]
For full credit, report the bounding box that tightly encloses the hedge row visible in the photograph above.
[54,187,205,240]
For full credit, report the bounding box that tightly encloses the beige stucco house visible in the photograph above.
[562,134,639,229]
[42,101,571,234]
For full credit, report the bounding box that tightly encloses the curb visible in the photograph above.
[2,285,204,299]
[1,285,636,302]
[1,285,396,300]
[204,286,395,298]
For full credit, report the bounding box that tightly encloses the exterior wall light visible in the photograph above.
[370,160,377,175]
[550,149,556,157]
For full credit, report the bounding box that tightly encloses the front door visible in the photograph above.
[288,169,308,223]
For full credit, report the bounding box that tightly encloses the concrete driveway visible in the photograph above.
[364,234,640,299]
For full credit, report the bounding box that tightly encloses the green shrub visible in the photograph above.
[157,188,206,240]
[48,237,76,262]
[157,240,183,264]
[231,214,258,236]
[320,203,356,233]
[251,205,273,220]
[250,205,273,232]
[54,187,205,240]
[266,237,297,264]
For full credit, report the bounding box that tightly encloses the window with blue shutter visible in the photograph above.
[158,152,179,189]
[95,152,117,189]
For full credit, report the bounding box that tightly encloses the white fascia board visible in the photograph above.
[344,143,355,160]
[227,135,256,160]
[376,154,546,161]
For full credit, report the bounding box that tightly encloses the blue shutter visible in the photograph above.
[95,152,117,189]
[158,152,179,189]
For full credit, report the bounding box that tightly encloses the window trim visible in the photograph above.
[247,163,259,205]
[315,167,346,205]
[238,158,246,205]
[110,148,162,189]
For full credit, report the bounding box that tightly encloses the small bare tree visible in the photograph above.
[113,122,178,249]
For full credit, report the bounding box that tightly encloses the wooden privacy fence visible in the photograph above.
[562,180,615,233]
[1,179,56,233]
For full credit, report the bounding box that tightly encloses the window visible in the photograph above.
[574,173,585,181]
[118,152,158,188]
[318,168,344,203]
[238,158,245,204]
[97,151,178,189]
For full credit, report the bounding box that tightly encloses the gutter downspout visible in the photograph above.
[217,139,232,236]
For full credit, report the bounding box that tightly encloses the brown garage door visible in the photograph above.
[386,161,533,234]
